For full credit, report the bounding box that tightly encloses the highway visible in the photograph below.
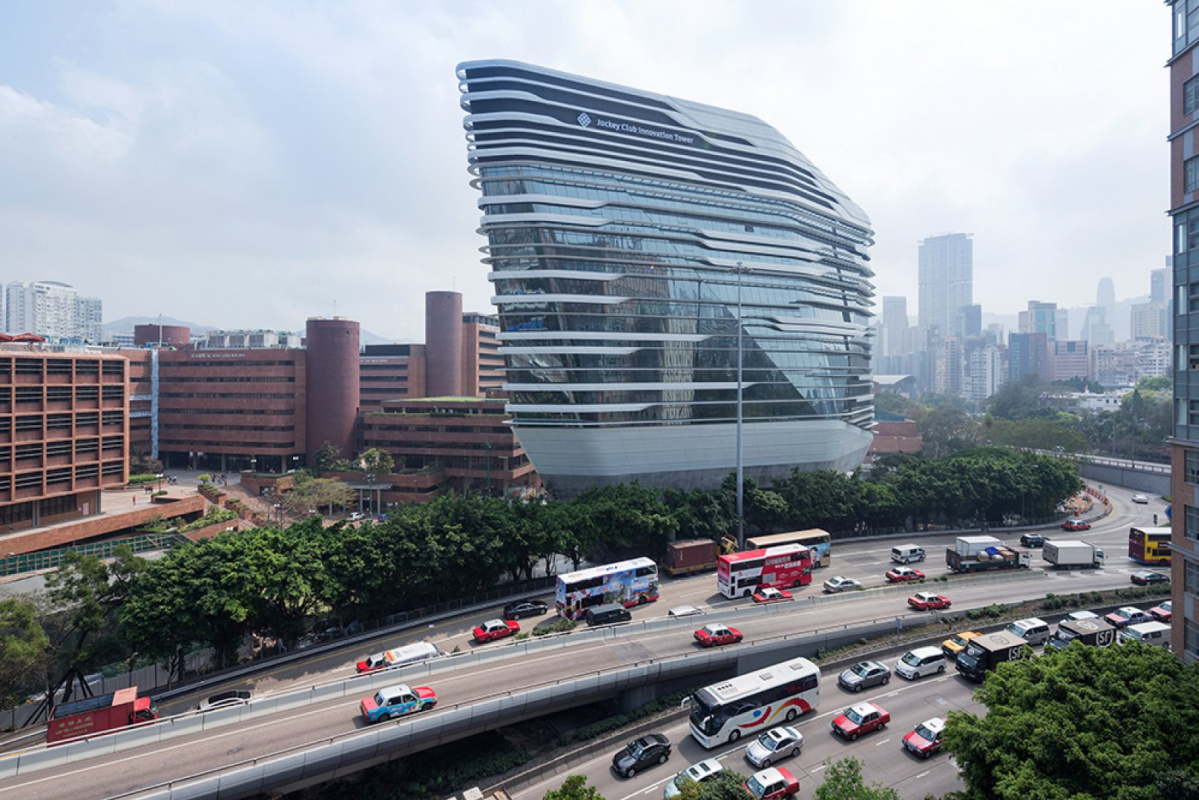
[0,484,1168,800]
[509,639,985,800]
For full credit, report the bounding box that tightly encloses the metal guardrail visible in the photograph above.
[0,568,1048,783]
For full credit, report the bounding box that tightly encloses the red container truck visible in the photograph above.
[47,686,159,743]
[663,539,720,577]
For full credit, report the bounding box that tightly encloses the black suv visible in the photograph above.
[1020,533,1047,548]
[502,600,549,620]
[612,733,671,778]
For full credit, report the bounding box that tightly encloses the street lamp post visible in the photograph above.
[733,261,751,551]
[365,473,375,518]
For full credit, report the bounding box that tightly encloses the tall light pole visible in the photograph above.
[484,440,494,497]
[734,261,750,551]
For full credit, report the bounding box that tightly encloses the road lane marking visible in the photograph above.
[875,737,891,746]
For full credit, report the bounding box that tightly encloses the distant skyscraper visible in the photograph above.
[1152,265,1169,304]
[1096,276,1116,309]
[960,304,982,338]
[918,233,973,337]
[1019,301,1061,340]
[881,297,909,359]
[5,281,102,342]
[1008,332,1048,383]
[1081,305,1115,348]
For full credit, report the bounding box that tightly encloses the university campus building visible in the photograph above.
[0,293,536,556]
[458,60,876,495]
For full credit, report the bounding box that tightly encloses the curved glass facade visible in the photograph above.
[458,60,875,494]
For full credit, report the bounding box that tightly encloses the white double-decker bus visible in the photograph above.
[686,656,821,748]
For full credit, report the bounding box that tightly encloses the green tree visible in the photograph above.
[544,774,606,800]
[284,473,356,516]
[673,769,752,798]
[812,757,899,800]
[0,597,50,707]
[314,440,341,472]
[44,546,146,699]
[359,447,395,475]
[944,643,1199,800]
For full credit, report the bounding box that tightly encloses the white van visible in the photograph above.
[355,641,442,674]
[1005,618,1051,646]
[895,646,946,680]
[1121,621,1172,648]
[891,544,926,564]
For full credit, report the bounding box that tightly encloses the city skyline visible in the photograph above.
[0,2,1166,341]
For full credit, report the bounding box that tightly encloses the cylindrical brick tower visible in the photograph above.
[133,324,190,347]
[425,291,463,397]
[305,317,360,467]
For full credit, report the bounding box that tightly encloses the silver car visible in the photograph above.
[664,758,723,798]
[744,725,803,769]
[822,575,862,594]
[838,660,891,692]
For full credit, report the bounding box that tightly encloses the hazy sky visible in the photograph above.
[0,1,1168,341]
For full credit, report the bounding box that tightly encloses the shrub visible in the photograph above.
[532,618,577,637]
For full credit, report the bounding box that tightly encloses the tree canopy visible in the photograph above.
[812,757,899,800]
[944,642,1199,800]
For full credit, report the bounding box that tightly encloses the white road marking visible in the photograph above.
[916,770,931,779]
[875,737,891,746]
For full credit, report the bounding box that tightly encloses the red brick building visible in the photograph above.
[0,346,129,531]
[360,397,539,498]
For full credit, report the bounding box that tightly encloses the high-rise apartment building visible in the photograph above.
[459,60,876,495]
[5,281,102,343]
[1168,0,1199,663]
[917,233,973,338]
[964,343,1004,403]
[1131,301,1169,340]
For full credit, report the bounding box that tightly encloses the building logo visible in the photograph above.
[576,111,591,128]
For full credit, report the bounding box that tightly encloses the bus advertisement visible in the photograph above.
[555,557,660,620]
[717,544,812,599]
[686,656,821,748]
[744,529,832,567]
[1129,526,1172,565]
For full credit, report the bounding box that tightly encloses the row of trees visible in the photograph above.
[4,448,1080,706]
[879,376,1172,464]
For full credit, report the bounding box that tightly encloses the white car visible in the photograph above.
[664,758,723,798]
[744,725,803,768]
[348,511,367,521]
[1131,494,1149,504]
[822,576,862,594]
[197,689,252,712]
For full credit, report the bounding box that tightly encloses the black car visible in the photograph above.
[1131,570,1170,586]
[612,733,671,778]
[502,600,549,620]
[1020,533,1047,548]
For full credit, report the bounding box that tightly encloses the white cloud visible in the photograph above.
[0,0,1172,338]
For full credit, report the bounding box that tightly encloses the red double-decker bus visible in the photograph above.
[717,544,812,599]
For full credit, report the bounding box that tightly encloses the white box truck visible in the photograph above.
[1042,540,1105,569]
